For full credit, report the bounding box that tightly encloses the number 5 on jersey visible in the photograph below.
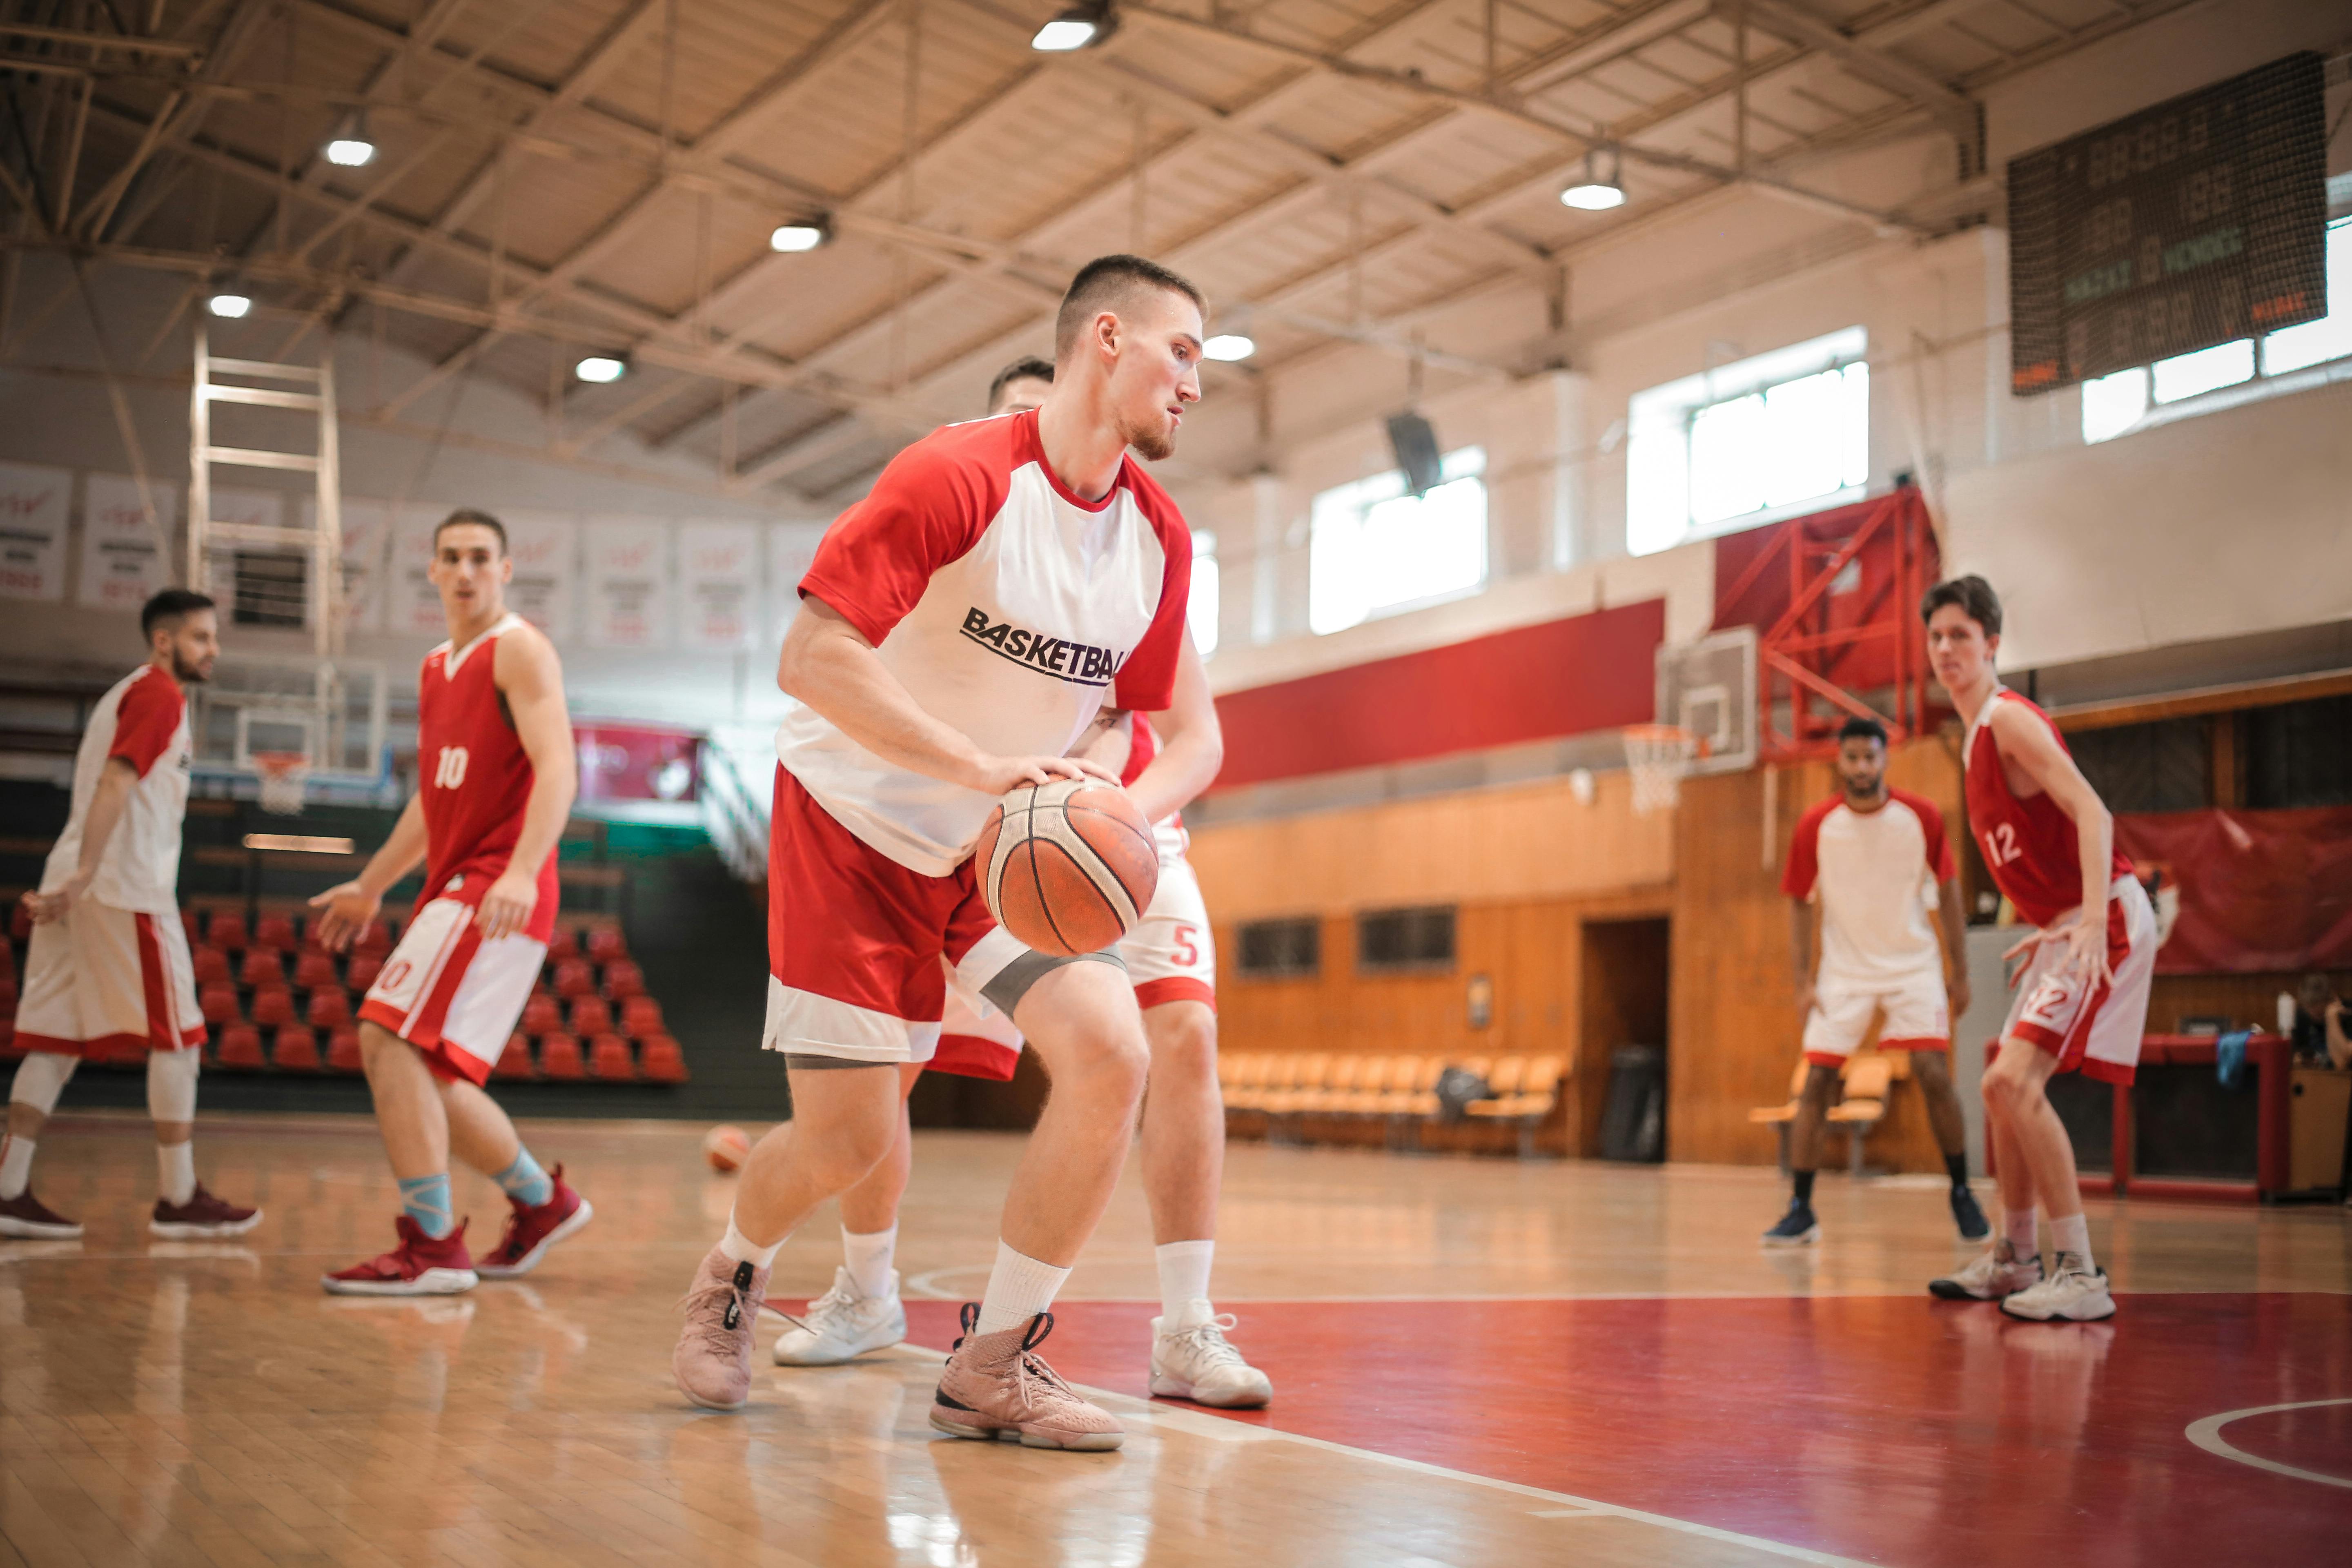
[433,745,469,790]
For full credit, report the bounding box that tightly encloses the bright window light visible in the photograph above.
[206,293,252,319]
[2261,218,2352,375]
[2152,339,2255,403]
[1203,334,1255,362]
[1189,532,1220,657]
[324,137,376,168]
[575,355,626,383]
[2080,367,2150,444]
[1310,448,1487,635]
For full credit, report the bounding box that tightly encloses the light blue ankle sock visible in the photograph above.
[397,1173,454,1238]
[492,1147,553,1208]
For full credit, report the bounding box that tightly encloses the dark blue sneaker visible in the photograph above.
[1949,1184,1991,1243]
[1762,1200,1820,1247]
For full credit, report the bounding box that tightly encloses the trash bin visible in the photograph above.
[1600,1045,1666,1163]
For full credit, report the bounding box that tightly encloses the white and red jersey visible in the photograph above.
[41,664,190,915]
[414,612,559,942]
[1782,789,1953,988]
[1122,712,1189,864]
[781,408,1192,876]
[1963,688,2132,930]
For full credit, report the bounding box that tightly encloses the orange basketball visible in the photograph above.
[976,777,1159,957]
[702,1124,751,1173]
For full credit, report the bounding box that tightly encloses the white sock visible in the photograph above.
[0,1137,32,1200]
[2049,1214,2093,1272]
[719,1212,783,1270]
[973,1240,1070,1337]
[2004,1209,2038,1255]
[841,1224,898,1300]
[158,1142,196,1206]
[1155,1239,1216,1330]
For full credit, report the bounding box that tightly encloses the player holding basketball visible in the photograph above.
[671,258,1203,1452]
[1763,715,1987,1248]
[1921,576,2154,1322]
[310,510,590,1294]
[3,590,261,1241]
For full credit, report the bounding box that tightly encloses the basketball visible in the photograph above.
[976,777,1159,956]
[702,1124,750,1173]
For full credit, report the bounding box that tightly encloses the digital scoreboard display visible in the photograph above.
[2008,51,2328,395]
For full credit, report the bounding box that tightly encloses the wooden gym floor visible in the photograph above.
[2,1113,2348,1566]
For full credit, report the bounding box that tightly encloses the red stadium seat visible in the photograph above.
[327,1026,363,1074]
[306,989,351,1030]
[292,950,339,991]
[192,945,232,987]
[537,1032,584,1080]
[239,948,285,988]
[0,977,15,1017]
[519,995,562,1037]
[249,987,297,1029]
[351,920,393,959]
[493,1034,535,1080]
[585,927,628,963]
[199,984,241,1025]
[545,928,581,964]
[639,1035,688,1083]
[568,997,612,1038]
[11,902,33,942]
[205,912,249,952]
[346,953,384,993]
[620,996,665,1037]
[0,1018,18,1058]
[600,959,646,1000]
[588,1033,635,1082]
[0,940,13,987]
[254,914,297,953]
[551,959,596,1000]
[271,1025,321,1072]
[214,1023,265,1070]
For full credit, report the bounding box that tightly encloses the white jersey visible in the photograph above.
[1780,788,1955,988]
[41,664,192,916]
[778,409,1192,875]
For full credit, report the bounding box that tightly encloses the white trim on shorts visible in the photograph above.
[360,896,546,1080]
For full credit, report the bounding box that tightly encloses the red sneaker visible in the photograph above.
[0,1188,83,1239]
[322,1216,478,1296]
[474,1167,593,1279]
[151,1184,263,1239]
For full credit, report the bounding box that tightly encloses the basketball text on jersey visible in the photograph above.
[958,607,1127,687]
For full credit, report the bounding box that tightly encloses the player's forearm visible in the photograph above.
[786,627,990,789]
[357,795,430,896]
[2066,791,2115,923]
[70,760,138,880]
[503,760,577,880]
[1936,881,1968,976]
[1789,901,1816,985]
[1126,722,1222,826]
[1071,709,1132,775]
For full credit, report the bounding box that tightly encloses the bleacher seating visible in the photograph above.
[271,1025,320,1072]
[193,945,232,986]
[205,912,249,952]
[569,997,613,1038]
[494,1034,535,1080]
[239,948,284,988]
[249,987,296,1029]
[292,950,339,991]
[306,989,351,1030]
[1748,1051,1907,1175]
[589,1033,636,1081]
[1220,1051,1568,1158]
[215,1024,264,1069]
[254,914,298,953]
[539,1032,584,1080]
[327,1026,363,1074]
[346,953,383,993]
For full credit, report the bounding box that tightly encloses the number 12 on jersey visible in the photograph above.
[1982,822,2021,867]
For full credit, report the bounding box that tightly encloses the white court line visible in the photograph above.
[885,1340,1876,1567]
[2184,1398,2352,1490]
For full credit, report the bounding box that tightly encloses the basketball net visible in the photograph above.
[1623,724,1699,815]
[253,751,309,816]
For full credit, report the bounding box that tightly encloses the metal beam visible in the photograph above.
[1733,0,1980,169]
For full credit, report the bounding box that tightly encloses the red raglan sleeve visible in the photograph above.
[797,428,1005,648]
[107,673,183,779]
[1111,475,1193,713]
[1781,800,1829,899]
[1900,791,1958,882]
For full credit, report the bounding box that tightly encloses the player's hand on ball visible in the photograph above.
[967,752,1118,795]
[307,881,380,951]
[476,868,539,943]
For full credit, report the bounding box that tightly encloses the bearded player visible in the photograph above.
[310,510,590,1294]
[4,589,260,1240]
[1921,576,2154,1322]
[671,258,1203,1454]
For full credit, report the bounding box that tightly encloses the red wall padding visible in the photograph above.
[2116,806,2352,973]
[1210,599,1664,791]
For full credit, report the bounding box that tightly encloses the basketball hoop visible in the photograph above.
[1623,724,1700,815]
[253,751,309,816]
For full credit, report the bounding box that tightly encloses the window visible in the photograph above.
[1236,917,1320,979]
[2247,694,2352,809]
[1188,530,1219,658]
[1628,327,1869,556]
[1355,905,1456,974]
[2082,216,2352,445]
[1308,447,1486,635]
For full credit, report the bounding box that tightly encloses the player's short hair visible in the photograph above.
[1920,574,2001,636]
[1054,255,1205,363]
[1838,716,1888,747]
[987,356,1055,412]
[434,507,508,556]
[140,588,215,637]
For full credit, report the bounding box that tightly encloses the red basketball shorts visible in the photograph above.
[359,896,547,1086]
[2000,875,2158,1085]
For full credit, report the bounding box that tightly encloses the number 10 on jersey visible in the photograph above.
[433,746,470,790]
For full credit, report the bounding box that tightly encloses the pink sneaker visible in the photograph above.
[475,1167,592,1279]
[673,1246,768,1411]
[930,1305,1124,1451]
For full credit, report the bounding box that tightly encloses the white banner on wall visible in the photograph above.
[586,516,671,648]
[500,510,578,638]
[78,475,177,612]
[767,522,824,647]
[678,520,761,652]
[390,502,452,636]
[0,462,72,601]
[305,495,392,633]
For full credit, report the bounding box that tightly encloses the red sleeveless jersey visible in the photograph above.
[1962,688,2130,930]
[416,612,559,942]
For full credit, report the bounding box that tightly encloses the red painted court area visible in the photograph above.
[853,1294,2352,1568]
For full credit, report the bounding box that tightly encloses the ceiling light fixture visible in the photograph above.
[1561,145,1626,211]
[324,111,377,168]
[769,216,831,253]
[1202,333,1256,362]
[1032,0,1116,51]
[206,293,252,318]
[575,355,627,384]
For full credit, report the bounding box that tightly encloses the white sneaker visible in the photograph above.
[772,1267,907,1365]
[1927,1238,2044,1301]
[1999,1253,2116,1321]
[1149,1304,1273,1409]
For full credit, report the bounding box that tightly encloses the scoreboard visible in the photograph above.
[2008,51,2328,395]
